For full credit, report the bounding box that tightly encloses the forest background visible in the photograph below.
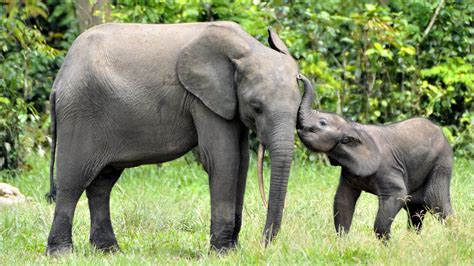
[1,0,472,171]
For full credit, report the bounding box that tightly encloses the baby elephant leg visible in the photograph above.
[374,195,405,241]
[405,202,426,232]
[333,178,361,235]
[424,164,454,221]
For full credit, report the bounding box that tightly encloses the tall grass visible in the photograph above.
[1,153,472,265]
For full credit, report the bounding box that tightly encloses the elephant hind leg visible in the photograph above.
[424,164,454,221]
[47,188,84,256]
[86,166,123,252]
[405,202,426,232]
[47,159,102,255]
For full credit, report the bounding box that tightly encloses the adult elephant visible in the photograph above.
[46,22,301,255]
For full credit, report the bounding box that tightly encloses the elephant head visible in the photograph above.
[297,75,380,177]
[177,22,301,243]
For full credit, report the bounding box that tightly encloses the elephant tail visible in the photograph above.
[46,91,57,203]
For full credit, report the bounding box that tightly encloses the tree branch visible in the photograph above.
[419,0,445,44]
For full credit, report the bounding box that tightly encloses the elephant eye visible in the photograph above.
[319,118,328,126]
[252,104,263,114]
[340,136,353,144]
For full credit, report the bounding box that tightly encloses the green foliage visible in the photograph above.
[1,1,53,169]
[272,0,473,157]
[1,0,472,171]
[0,0,79,170]
[110,0,274,37]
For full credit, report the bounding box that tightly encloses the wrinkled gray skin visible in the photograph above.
[46,22,301,255]
[296,76,453,240]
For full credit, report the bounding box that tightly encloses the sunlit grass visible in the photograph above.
[1,153,472,264]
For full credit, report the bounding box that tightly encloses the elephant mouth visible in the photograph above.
[297,129,338,153]
[296,130,316,148]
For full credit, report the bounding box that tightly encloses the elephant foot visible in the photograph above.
[262,227,277,247]
[210,237,237,256]
[46,244,73,256]
[375,233,391,246]
[230,239,239,249]
[91,241,120,253]
[209,244,236,256]
[210,219,236,255]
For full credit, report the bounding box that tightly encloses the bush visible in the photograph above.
[1,0,472,172]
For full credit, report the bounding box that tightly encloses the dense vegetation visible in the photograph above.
[1,0,472,171]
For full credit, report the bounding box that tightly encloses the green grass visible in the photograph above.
[1,153,473,265]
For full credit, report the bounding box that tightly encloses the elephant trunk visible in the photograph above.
[262,131,295,244]
[297,74,315,128]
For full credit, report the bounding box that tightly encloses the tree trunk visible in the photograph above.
[74,0,111,33]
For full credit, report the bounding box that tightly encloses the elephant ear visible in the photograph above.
[329,127,381,177]
[177,24,251,120]
[268,27,289,55]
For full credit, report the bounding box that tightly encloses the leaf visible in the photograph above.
[399,46,416,56]
[442,127,454,144]
[380,49,393,60]
[0,97,11,105]
[373,42,383,51]
[318,11,330,21]
[365,48,377,56]
[365,4,377,12]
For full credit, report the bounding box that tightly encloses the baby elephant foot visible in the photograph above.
[46,244,73,256]
[375,230,391,245]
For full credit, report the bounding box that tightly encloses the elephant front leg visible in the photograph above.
[405,202,426,232]
[231,128,249,247]
[374,194,405,241]
[204,141,241,252]
[193,105,244,253]
[333,177,361,235]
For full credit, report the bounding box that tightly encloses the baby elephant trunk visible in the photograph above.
[297,74,316,128]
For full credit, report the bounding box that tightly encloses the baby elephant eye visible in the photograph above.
[319,118,328,126]
[340,136,352,144]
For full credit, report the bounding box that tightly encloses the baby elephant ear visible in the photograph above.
[268,27,289,55]
[178,24,251,120]
[331,129,381,177]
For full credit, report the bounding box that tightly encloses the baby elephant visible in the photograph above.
[296,75,453,240]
